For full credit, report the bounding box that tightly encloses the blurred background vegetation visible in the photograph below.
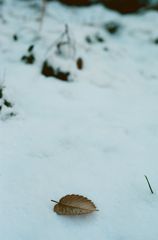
[42,0,158,13]
[14,0,158,13]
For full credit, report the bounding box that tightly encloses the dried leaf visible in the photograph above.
[51,194,98,215]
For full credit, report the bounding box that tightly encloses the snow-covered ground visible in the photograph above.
[0,1,158,239]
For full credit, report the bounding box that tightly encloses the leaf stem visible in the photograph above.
[51,200,59,204]
[144,175,154,194]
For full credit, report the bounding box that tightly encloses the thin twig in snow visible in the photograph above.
[144,175,154,194]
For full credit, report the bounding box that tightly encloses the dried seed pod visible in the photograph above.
[76,58,84,70]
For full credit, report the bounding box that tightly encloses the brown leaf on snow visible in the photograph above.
[51,194,98,215]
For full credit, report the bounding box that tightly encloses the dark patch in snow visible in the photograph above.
[0,86,3,99]
[153,38,158,44]
[13,34,18,41]
[85,34,105,44]
[21,54,35,64]
[76,57,84,70]
[1,112,16,121]
[28,45,34,53]
[41,61,71,81]
[85,36,93,44]
[104,22,120,34]
[4,99,12,108]
[95,34,105,43]
[8,112,16,117]
[0,84,15,120]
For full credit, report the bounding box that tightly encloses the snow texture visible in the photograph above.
[0,1,158,240]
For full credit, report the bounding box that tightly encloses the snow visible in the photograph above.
[0,1,158,239]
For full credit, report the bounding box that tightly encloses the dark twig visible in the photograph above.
[144,175,154,194]
[51,200,59,204]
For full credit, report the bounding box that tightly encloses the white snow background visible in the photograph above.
[0,0,158,239]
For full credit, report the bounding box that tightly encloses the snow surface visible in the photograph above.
[0,1,158,239]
